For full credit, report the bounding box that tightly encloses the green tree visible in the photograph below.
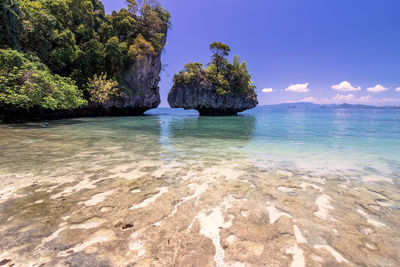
[209,42,230,74]
[128,33,155,60]
[105,36,123,75]
[73,37,105,87]
[0,49,87,109]
[50,29,79,75]
[126,0,137,14]
[173,43,256,96]
[0,0,23,50]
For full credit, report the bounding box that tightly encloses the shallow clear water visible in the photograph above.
[0,107,399,266]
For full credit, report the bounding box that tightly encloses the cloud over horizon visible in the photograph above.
[293,94,400,106]
[299,96,318,103]
[367,84,388,93]
[297,94,371,105]
[331,94,372,103]
[262,88,274,93]
[285,82,310,93]
[396,87,400,92]
[332,81,361,91]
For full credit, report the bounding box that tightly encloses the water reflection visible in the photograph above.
[167,115,256,141]
[157,115,257,162]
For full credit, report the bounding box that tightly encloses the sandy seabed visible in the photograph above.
[1,160,399,266]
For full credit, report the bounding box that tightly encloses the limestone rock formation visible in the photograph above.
[168,81,258,116]
[168,42,258,116]
[87,53,163,116]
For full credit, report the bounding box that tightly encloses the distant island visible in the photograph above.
[259,102,400,110]
[168,42,258,115]
[0,0,170,120]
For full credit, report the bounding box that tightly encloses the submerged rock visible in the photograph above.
[168,80,258,116]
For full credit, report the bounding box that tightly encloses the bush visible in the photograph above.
[0,49,87,109]
[87,73,119,103]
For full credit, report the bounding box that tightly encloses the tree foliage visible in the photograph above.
[87,73,119,103]
[209,42,230,74]
[0,0,23,50]
[174,42,256,96]
[0,0,170,110]
[0,49,87,109]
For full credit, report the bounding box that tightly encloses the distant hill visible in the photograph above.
[260,102,400,109]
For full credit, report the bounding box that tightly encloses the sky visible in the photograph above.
[102,0,400,106]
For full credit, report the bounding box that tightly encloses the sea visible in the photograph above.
[0,107,399,266]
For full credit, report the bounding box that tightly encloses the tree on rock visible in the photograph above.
[209,42,230,74]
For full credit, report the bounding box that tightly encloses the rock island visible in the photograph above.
[168,42,258,115]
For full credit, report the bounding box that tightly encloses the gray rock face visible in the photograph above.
[168,81,258,115]
[92,29,168,115]
[92,53,162,115]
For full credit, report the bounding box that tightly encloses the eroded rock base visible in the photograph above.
[197,108,240,116]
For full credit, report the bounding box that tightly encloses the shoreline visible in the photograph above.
[2,104,400,123]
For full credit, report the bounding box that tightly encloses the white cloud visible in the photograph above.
[327,94,372,104]
[382,98,400,102]
[285,82,310,93]
[299,94,372,104]
[367,84,388,93]
[300,96,318,103]
[359,95,372,102]
[332,94,356,102]
[332,81,361,91]
[396,87,400,92]
[288,94,400,105]
[262,88,274,93]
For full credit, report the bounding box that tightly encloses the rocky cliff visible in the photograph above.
[168,81,258,116]
[84,52,162,116]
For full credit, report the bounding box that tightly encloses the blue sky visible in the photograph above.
[102,0,400,106]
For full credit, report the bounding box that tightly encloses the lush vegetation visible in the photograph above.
[173,42,256,96]
[0,0,170,110]
[0,49,86,109]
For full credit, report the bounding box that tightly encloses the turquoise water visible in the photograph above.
[0,107,399,266]
[149,107,400,176]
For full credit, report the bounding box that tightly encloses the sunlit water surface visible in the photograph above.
[0,107,399,266]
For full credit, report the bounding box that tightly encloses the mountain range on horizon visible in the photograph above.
[259,102,400,109]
